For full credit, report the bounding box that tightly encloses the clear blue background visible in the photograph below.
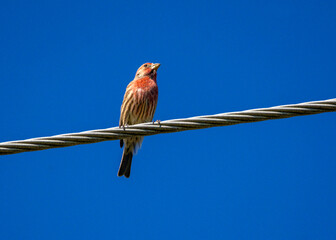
[1,0,336,239]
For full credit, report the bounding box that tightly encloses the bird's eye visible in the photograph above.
[144,64,148,68]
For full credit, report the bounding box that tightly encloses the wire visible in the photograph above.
[1,98,335,155]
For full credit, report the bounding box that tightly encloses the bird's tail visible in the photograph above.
[118,146,133,178]
[118,137,143,178]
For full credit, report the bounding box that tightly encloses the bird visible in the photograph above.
[118,62,160,178]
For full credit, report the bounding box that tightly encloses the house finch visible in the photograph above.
[118,62,160,178]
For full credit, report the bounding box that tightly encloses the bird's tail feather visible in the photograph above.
[118,147,133,178]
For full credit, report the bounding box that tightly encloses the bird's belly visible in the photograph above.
[129,100,153,124]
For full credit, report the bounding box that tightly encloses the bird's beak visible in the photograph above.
[151,63,161,71]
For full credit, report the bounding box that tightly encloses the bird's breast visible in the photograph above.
[129,84,158,123]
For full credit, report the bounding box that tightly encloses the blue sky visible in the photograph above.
[1,0,336,239]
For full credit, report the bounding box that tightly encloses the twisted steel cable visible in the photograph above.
[1,98,335,156]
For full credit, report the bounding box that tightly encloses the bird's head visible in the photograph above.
[135,63,160,81]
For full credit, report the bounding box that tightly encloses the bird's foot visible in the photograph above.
[153,120,161,127]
